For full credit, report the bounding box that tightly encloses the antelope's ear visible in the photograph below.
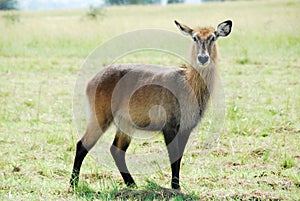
[215,20,232,38]
[174,20,193,36]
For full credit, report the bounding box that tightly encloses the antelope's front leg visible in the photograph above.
[163,126,190,190]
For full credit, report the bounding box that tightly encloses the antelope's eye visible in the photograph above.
[193,36,198,42]
[208,35,215,45]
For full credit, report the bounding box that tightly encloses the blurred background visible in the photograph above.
[4,0,227,10]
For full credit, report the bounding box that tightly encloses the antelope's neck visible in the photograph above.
[186,64,216,104]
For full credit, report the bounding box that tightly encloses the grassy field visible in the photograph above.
[1,0,300,200]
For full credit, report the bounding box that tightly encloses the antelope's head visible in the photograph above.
[175,20,232,67]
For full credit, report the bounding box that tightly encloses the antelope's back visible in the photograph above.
[87,64,189,131]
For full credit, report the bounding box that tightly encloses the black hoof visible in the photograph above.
[70,174,79,189]
[126,182,137,188]
[172,184,181,190]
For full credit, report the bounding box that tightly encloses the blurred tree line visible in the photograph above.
[0,0,226,10]
[0,0,18,10]
[106,0,228,5]
[106,0,183,5]
[105,0,225,5]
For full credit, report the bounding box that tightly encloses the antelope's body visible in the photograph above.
[70,20,232,190]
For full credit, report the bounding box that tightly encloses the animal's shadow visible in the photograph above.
[113,186,198,200]
[72,179,199,200]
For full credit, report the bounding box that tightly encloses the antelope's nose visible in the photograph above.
[198,55,210,65]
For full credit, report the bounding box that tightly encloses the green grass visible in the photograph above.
[1,0,300,200]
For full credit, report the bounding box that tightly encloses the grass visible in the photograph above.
[0,0,300,200]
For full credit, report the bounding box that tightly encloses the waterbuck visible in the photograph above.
[70,20,232,190]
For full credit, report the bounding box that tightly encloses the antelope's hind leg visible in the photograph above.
[70,119,109,188]
[110,130,136,187]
